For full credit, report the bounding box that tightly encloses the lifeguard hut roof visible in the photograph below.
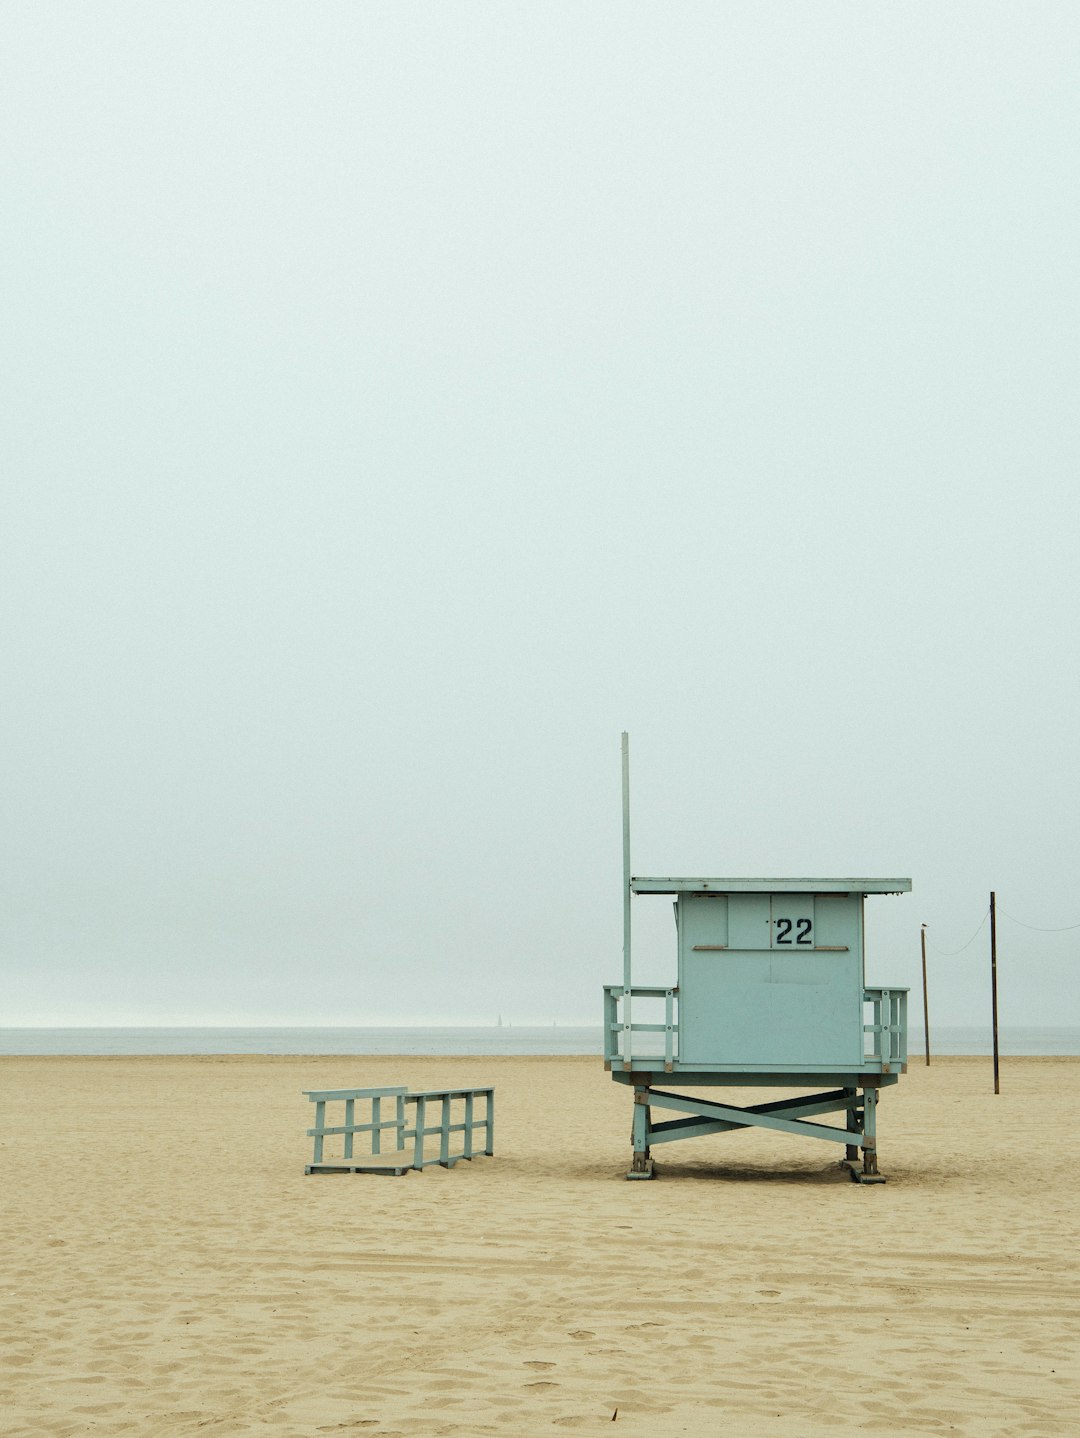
[629,876,912,895]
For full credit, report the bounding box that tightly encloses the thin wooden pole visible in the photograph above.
[621,732,632,1070]
[920,924,930,1066]
[990,890,1000,1094]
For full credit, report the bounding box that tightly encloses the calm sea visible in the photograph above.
[1,1026,1078,1056]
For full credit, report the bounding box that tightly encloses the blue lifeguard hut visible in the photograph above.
[605,735,910,1182]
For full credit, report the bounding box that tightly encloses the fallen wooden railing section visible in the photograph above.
[303,1084,494,1176]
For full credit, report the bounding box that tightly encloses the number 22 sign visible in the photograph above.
[775,917,813,946]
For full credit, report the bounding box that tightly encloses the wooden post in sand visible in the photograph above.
[920,924,930,1066]
[621,731,633,1071]
[990,891,1000,1094]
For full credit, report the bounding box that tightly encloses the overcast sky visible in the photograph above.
[2,4,1078,1031]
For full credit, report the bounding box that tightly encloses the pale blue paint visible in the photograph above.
[678,891,864,1068]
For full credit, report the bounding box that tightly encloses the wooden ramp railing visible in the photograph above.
[304,1085,494,1176]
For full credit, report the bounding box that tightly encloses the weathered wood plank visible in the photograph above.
[303,1086,408,1102]
[306,1162,410,1176]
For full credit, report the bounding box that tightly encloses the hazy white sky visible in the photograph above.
[2,4,1078,1029]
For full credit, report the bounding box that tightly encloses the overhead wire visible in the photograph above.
[999,909,1080,933]
[924,909,988,957]
[923,906,1080,952]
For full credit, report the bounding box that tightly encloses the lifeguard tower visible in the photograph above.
[605,735,910,1182]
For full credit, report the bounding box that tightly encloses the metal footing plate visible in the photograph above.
[626,1157,655,1180]
[840,1159,886,1184]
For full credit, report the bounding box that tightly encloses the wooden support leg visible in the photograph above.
[845,1087,860,1164]
[862,1086,878,1176]
[627,1084,655,1179]
[843,1085,886,1184]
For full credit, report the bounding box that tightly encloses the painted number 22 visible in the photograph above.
[775,918,813,946]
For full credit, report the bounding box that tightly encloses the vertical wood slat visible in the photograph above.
[484,1088,494,1155]
[464,1093,474,1159]
[313,1100,326,1164]
[603,986,617,1063]
[413,1096,426,1169]
[880,991,890,1066]
[900,990,908,1064]
[872,992,882,1059]
[343,1099,355,1159]
[372,1095,381,1155]
[397,1092,406,1150]
[439,1095,451,1166]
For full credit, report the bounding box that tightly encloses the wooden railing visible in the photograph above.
[863,987,908,1071]
[605,983,909,1072]
[304,1084,494,1175]
[604,984,678,1070]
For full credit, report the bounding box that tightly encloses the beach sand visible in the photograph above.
[2,1054,1077,1436]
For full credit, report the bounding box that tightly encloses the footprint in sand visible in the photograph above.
[524,1361,556,1370]
[524,1380,560,1390]
[568,1330,594,1340]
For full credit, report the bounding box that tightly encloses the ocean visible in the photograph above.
[1,1026,1078,1056]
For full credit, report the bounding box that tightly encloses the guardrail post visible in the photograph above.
[485,1089,494,1155]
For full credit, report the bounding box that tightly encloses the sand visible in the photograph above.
[2,1054,1078,1437]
